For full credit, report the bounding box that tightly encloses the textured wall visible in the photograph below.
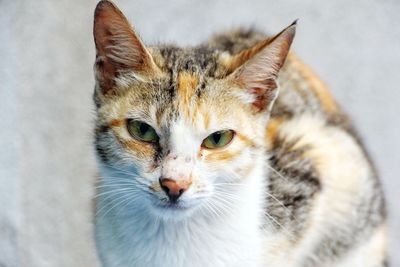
[1,0,399,266]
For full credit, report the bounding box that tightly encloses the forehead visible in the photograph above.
[126,73,239,129]
[103,46,250,134]
[125,47,241,120]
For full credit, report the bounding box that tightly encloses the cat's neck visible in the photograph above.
[95,165,268,267]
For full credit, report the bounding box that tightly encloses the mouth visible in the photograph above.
[155,200,191,211]
[149,198,205,220]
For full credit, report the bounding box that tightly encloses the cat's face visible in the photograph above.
[93,1,294,220]
[96,71,269,219]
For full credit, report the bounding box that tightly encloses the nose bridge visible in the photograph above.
[169,117,199,156]
[162,116,199,182]
[162,152,194,182]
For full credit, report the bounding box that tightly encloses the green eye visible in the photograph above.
[202,130,234,149]
[127,120,158,143]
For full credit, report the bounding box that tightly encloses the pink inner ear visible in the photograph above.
[94,5,148,70]
[232,23,296,112]
[248,79,278,112]
[93,1,155,94]
[236,53,280,112]
[95,55,117,95]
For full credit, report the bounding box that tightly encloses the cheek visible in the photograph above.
[201,144,261,182]
[148,178,162,192]
[176,163,212,194]
[120,139,156,159]
[103,133,163,189]
[203,150,240,162]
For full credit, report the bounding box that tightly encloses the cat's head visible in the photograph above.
[93,0,295,220]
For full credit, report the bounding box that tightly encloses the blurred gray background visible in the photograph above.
[1,0,399,266]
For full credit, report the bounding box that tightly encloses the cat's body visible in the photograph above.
[93,1,387,266]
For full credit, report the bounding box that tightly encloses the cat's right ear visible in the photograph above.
[222,22,296,113]
[93,0,159,96]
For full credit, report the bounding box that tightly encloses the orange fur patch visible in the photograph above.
[266,117,285,149]
[236,132,258,148]
[289,54,339,114]
[178,71,199,120]
[116,137,155,158]
[203,112,210,129]
[204,149,241,162]
[178,71,199,104]
[109,119,123,128]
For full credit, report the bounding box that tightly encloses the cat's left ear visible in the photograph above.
[225,22,296,112]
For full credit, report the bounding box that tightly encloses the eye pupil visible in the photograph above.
[139,123,149,134]
[213,133,221,144]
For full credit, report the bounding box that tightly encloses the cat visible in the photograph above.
[92,1,388,266]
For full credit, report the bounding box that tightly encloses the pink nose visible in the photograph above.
[159,178,189,202]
